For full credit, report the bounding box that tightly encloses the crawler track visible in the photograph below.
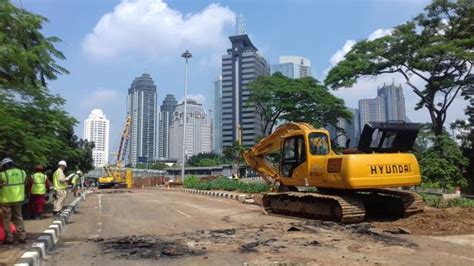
[261,189,424,223]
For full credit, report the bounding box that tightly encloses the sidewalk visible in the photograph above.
[0,194,75,265]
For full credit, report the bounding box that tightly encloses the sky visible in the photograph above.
[17,0,469,152]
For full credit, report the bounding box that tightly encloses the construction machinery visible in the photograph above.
[243,122,424,223]
[98,116,132,189]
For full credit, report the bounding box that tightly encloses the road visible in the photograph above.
[44,189,474,265]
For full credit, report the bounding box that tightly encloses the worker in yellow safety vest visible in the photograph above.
[70,170,82,197]
[53,160,72,215]
[0,158,27,244]
[28,165,51,219]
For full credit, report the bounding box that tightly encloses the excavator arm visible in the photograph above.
[243,122,313,184]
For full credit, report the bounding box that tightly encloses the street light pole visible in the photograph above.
[181,50,192,182]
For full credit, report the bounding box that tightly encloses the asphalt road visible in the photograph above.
[44,189,474,266]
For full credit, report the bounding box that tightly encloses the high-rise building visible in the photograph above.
[221,34,270,148]
[83,109,110,167]
[271,56,312,78]
[359,97,386,130]
[377,82,406,122]
[127,73,157,166]
[158,94,177,159]
[213,76,223,154]
[169,99,212,161]
[328,108,360,148]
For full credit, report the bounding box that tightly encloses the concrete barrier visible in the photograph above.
[14,190,91,266]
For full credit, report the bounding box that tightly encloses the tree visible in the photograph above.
[418,134,469,189]
[0,1,91,174]
[325,0,473,136]
[450,119,474,192]
[248,72,352,136]
[224,142,246,176]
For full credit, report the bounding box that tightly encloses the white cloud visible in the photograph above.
[368,28,392,41]
[82,0,235,60]
[79,88,124,110]
[329,40,356,66]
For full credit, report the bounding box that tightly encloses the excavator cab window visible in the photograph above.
[309,133,330,155]
[281,136,306,177]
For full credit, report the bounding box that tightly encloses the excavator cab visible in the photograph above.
[358,121,420,153]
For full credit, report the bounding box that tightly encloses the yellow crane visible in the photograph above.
[243,121,424,223]
[98,116,132,189]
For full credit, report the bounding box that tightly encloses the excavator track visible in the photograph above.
[261,189,424,223]
[364,188,424,217]
[262,192,366,224]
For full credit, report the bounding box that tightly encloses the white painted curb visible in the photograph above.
[14,190,92,266]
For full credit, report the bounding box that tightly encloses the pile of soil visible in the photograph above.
[373,207,474,236]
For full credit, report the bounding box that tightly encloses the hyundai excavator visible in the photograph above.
[243,122,424,223]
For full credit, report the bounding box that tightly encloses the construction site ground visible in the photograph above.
[36,189,474,265]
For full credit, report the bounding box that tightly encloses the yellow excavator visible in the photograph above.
[243,121,424,223]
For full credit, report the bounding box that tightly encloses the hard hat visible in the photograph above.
[58,160,67,167]
[76,170,83,175]
[0,158,13,167]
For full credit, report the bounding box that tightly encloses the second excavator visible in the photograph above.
[243,121,424,223]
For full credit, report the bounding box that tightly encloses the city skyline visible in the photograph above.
[18,0,468,153]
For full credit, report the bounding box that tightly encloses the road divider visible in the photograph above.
[157,186,263,206]
[14,190,93,266]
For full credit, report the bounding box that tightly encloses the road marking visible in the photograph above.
[98,194,102,214]
[176,210,192,218]
[439,252,474,262]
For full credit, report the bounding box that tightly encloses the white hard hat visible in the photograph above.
[76,170,83,175]
[0,158,13,167]
[58,160,67,167]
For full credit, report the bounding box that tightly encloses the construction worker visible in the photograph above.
[28,165,51,219]
[0,158,27,244]
[53,160,71,215]
[70,170,83,197]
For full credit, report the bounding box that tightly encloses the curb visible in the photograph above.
[14,190,92,266]
[159,188,261,205]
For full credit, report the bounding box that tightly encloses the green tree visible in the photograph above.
[325,0,473,136]
[224,142,246,176]
[0,0,92,173]
[248,72,352,136]
[450,119,474,192]
[418,134,469,189]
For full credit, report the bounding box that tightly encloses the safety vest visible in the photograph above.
[31,172,47,195]
[71,174,79,185]
[53,168,67,190]
[0,168,26,204]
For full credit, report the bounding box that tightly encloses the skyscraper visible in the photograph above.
[221,34,270,148]
[213,76,223,154]
[328,108,360,148]
[83,109,110,167]
[271,56,312,78]
[359,97,386,130]
[158,94,177,159]
[127,73,157,166]
[377,82,406,121]
[169,99,211,161]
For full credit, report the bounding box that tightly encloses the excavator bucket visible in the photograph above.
[357,121,420,153]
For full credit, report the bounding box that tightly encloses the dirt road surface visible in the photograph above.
[40,190,474,265]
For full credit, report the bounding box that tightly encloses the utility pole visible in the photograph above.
[181,50,192,182]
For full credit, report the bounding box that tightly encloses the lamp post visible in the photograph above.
[181,50,192,182]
